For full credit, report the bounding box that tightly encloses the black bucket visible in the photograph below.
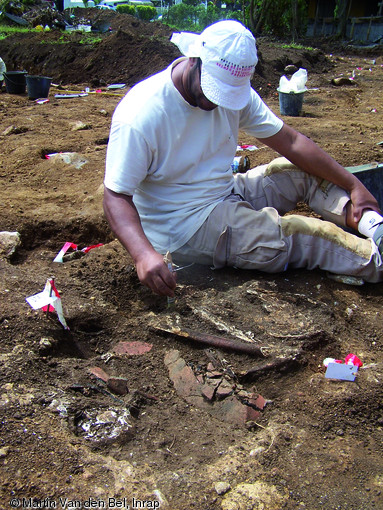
[26,75,52,100]
[346,163,383,211]
[278,90,305,116]
[4,71,27,94]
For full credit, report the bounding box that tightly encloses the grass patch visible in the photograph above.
[280,42,315,51]
[0,23,103,45]
[0,24,33,40]
[40,33,103,45]
[78,34,103,45]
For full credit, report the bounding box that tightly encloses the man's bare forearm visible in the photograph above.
[103,186,176,296]
[103,186,155,263]
[261,124,357,191]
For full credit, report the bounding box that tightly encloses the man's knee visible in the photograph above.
[265,157,330,192]
[264,157,300,177]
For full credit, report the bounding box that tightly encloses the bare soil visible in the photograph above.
[0,12,383,510]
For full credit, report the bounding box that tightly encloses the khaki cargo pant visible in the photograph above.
[174,157,383,283]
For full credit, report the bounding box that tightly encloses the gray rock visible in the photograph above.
[0,231,21,259]
[284,64,298,74]
[215,481,231,495]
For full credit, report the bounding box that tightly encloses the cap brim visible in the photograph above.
[170,32,202,57]
[200,65,251,111]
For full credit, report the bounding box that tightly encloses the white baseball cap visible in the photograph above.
[171,20,258,110]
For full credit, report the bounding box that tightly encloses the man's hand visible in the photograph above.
[103,187,177,297]
[348,181,381,225]
[135,251,177,297]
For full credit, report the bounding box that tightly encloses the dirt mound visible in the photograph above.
[0,20,180,87]
[72,7,173,37]
[0,11,334,92]
[254,37,334,95]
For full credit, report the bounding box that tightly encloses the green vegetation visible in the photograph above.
[162,2,243,32]
[135,4,157,21]
[0,0,308,41]
[280,43,315,51]
[116,4,136,15]
[0,23,103,44]
[0,0,354,45]
[78,34,103,44]
[248,0,308,39]
[0,25,32,40]
[40,32,103,45]
[116,3,157,21]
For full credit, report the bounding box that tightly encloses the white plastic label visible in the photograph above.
[325,363,358,381]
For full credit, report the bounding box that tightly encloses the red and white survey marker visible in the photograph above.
[26,278,69,330]
[323,353,363,381]
[53,241,103,263]
[53,242,78,262]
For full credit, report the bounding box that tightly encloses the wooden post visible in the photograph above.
[313,0,320,37]
[367,17,372,41]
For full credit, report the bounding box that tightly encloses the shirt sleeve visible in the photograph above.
[104,120,152,195]
[239,89,283,139]
[0,58,6,78]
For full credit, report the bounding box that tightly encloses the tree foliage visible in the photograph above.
[182,0,201,6]
[248,0,308,39]
[115,3,156,20]
[162,1,246,31]
[160,0,310,40]
[116,3,136,15]
[162,2,208,31]
[135,4,157,21]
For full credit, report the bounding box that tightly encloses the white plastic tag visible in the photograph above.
[325,363,358,381]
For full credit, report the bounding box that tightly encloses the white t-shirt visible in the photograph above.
[0,58,6,80]
[105,58,283,253]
